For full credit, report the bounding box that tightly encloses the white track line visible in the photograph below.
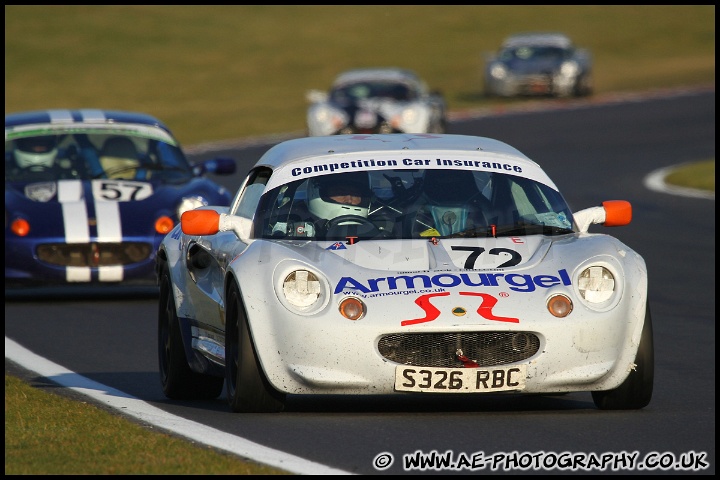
[5,336,353,475]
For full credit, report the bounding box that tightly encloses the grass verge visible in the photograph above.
[4,374,290,474]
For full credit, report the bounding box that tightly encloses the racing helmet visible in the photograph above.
[307,172,371,220]
[14,136,58,170]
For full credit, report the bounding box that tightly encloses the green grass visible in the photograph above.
[4,375,291,475]
[5,6,715,146]
[4,5,715,474]
[664,159,715,192]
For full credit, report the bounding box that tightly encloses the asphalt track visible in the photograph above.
[5,86,715,475]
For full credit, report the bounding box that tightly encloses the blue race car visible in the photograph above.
[5,109,236,288]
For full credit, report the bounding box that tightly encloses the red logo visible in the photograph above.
[401,292,519,326]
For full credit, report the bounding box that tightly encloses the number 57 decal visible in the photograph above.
[92,180,153,202]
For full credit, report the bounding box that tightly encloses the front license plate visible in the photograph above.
[395,365,527,393]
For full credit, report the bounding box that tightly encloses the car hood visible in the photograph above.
[6,178,182,238]
[263,236,554,272]
[244,233,639,301]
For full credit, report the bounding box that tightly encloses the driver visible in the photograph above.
[13,135,58,171]
[307,171,371,222]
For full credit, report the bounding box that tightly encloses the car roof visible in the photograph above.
[501,32,573,49]
[332,68,422,86]
[256,133,538,169]
[5,109,177,144]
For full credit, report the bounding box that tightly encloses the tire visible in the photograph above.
[592,302,654,410]
[158,267,224,400]
[574,74,593,97]
[225,281,286,413]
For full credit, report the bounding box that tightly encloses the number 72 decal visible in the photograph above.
[451,246,522,269]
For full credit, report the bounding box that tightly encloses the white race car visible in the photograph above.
[305,68,447,136]
[157,133,653,413]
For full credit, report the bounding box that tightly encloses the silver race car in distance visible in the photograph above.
[484,32,593,98]
[306,67,447,136]
[157,133,652,413]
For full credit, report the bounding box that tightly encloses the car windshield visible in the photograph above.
[330,81,417,103]
[253,168,575,241]
[500,46,569,61]
[5,130,193,183]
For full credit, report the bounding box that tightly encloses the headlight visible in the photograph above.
[276,268,331,315]
[177,196,208,218]
[578,266,615,303]
[400,107,419,125]
[283,270,321,308]
[490,64,508,80]
[313,105,333,123]
[314,105,346,128]
[560,60,579,77]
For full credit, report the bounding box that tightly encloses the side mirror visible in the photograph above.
[181,210,253,244]
[573,200,632,233]
[306,89,328,103]
[192,157,237,176]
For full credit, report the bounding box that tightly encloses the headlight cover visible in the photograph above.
[283,270,321,307]
[400,106,419,124]
[275,266,331,315]
[177,196,208,218]
[490,63,508,80]
[578,266,615,303]
[559,60,579,77]
[313,105,347,128]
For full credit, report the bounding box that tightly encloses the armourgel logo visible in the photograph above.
[334,268,572,294]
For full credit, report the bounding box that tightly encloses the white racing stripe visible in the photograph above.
[99,266,124,282]
[58,180,89,243]
[57,179,127,282]
[47,109,74,123]
[94,184,125,282]
[58,181,91,282]
[67,266,92,283]
[58,180,90,243]
[94,199,122,242]
[78,109,106,122]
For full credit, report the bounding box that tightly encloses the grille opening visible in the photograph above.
[37,242,152,267]
[378,332,540,368]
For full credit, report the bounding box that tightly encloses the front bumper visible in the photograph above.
[248,291,644,396]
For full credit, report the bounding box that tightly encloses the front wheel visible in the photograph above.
[225,281,286,413]
[592,302,654,410]
[158,267,224,399]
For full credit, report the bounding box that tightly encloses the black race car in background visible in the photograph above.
[484,32,593,98]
